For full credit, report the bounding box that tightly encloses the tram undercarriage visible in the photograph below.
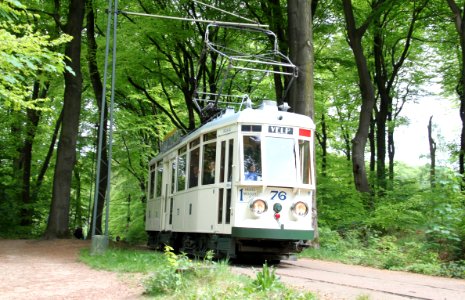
[147,230,308,262]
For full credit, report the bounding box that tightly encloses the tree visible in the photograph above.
[0,0,70,232]
[287,0,317,244]
[342,0,378,193]
[445,0,465,191]
[372,0,428,190]
[288,0,314,117]
[45,0,85,238]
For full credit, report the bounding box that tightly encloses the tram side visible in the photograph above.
[145,103,316,260]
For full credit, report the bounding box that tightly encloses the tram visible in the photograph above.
[145,24,316,261]
[146,99,315,260]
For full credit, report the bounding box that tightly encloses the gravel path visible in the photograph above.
[0,239,144,300]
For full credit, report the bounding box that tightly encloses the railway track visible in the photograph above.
[231,258,465,299]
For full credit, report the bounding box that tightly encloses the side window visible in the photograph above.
[149,164,155,199]
[202,142,216,185]
[299,139,311,184]
[189,138,200,188]
[177,146,187,191]
[171,160,176,194]
[156,162,163,197]
[220,141,226,183]
[228,139,234,182]
[202,131,217,185]
[243,136,261,181]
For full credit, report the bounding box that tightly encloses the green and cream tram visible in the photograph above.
[146,100,315,261]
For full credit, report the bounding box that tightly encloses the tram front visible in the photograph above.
[231,110,316,260]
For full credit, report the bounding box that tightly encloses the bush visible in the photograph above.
[301,227,463,278]
[440,260,465,278]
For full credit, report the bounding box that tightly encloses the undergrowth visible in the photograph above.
[300,227,465,279]
[80,245,316,299]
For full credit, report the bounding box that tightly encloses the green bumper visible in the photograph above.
[232,227,314,240]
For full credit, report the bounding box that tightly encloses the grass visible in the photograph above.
[79,244,316,299]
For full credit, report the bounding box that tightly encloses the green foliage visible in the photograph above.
[0,0,71,109]
[365,194,426,233]
[250,263,284,292]
[145,247,315,299]
[301,226,465,278]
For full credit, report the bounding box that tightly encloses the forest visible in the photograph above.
[1,0,464,276]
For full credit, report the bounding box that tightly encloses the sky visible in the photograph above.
[395,94,460,166]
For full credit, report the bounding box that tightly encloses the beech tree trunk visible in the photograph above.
[288,0,314,117]
[428,116,436,189]
[342,0,377,193]
[44,0,85,239]
[19,82,48,226]
[287,0,317,245]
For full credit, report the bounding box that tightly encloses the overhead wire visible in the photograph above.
[192,0,259,25]
[118,10,268,28]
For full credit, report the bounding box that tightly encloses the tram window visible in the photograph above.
[203,131,217,141]
[241,125,262,132]
[202,142,216,185]
[243,136,262,181]
[190,137,200,148]
[218,188,224,224]
[149,167,155,199]
[299,140,311,184]
[220,141,226,183]
[156,163,163,197]
[228,139,234,181]
[171,161,176,194]
[264,137,296,184]
[226,189,231,224]
[189,147,200,188]
[177,153,187,191]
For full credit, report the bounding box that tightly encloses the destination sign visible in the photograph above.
[268,126,293,135]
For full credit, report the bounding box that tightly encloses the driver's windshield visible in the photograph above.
[242,135,298,185]
[263,137,296,184]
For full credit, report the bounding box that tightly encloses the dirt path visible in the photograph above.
[2,239,465,299]
[0,239,144,300]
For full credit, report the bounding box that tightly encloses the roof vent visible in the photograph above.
[259,100,278,111]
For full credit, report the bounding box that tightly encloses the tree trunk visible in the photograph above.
[19,82,46,226]
[31,110,63,202]
[388,123,395,183]
[319,113,327,176]
[288,0,314,117]
[287,0,317,246]
[369,114,376,174]
[342,0,377,193]
[374,27,388,191]
[428,116,436,189]
[44,0,85,239]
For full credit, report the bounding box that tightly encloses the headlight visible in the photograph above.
[291,201,308,217]
[250,199,268,215]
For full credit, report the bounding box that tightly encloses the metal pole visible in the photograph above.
[105,0,118,237]
[91,0,113,240]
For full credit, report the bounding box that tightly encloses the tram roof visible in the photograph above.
[201,101,315,131]
[152,101,315,161]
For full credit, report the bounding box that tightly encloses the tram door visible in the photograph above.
[216,137,234,233]
[163,157,176,231]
